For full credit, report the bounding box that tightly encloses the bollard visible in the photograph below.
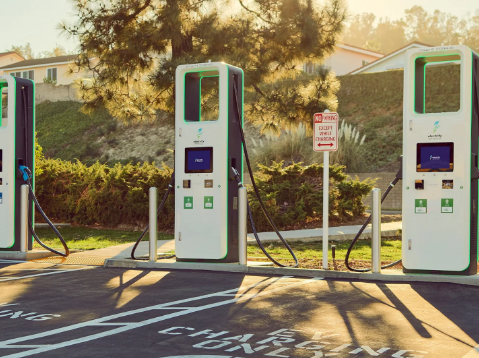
[371,188,381,273]
[149,187,158,262]
[238,187,248,265]
[20,185,29,253]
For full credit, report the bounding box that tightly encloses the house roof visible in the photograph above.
[347,42,433,75]
[337,43,385,57]
[0,55,77,70]
[0,51,24,60]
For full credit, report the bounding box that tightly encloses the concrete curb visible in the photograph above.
[34,223,71,228]
[104,258,479,287]
[0,250,56,260]
[247,229,399,244]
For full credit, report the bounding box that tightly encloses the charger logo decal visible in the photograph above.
[194,128,205,145]
[433,120,440,133]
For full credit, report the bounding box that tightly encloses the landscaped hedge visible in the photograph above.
[247,161,374,231]
[35,159,175,229]
[35,154,374,231]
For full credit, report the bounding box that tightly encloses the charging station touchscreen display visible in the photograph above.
[417,142,454,172]
[185,147,213,173]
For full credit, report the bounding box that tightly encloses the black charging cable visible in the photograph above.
[131,174,176,260]
[19,87,70,257]
[344,171,402,272]
[232,81,299,268]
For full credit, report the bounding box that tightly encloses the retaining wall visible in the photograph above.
[35,83,79,104]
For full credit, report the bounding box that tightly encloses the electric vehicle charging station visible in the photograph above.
[131,61,297,266]
[0,75,35,252]
[402,45,479,275]
[174,62,244,263]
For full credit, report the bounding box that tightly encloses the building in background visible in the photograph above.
[304,43,384,76]
[0,52,25,75]
[348,42,432,75]
[0,55,90,85]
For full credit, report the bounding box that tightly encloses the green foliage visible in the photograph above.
[42,77,57,86]
[247,239,402,265]
[34,155,372,229]
[62,0,346,129]
[34,133,44,176]
[337,70,404,119]
[33,227,173,251]
[336,64,461,171]
[248,70,341,133]
[35,158,174,228]
[250,122,368,173]
[35,101,118,164]
[342,6,479,54]
[247,161,374,231]
[8,43,73,59]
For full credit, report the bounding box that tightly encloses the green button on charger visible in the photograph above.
[204,196,213,209]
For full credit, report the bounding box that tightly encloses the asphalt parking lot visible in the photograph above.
[0,259,478,358]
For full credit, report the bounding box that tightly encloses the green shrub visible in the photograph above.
[250,122,369,172]
[247,161,374,231]
[35,158,174,228]
[35,155,373,229]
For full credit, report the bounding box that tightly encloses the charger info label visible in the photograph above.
[313,112,338,152]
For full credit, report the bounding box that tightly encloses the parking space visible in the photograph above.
[0,262,478,357]
[0,260,91,282]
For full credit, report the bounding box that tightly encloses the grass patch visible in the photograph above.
[32,227,174,251]
[248,238,401,261]
[248,238,402,270]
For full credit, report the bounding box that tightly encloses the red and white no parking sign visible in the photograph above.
[313,112,339,152]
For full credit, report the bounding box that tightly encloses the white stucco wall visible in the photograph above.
[0,54,24,75]
[323,47,382,76]
[351,45,431,74]
[3,63,89,85]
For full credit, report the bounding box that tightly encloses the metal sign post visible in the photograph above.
[313,110,339,270]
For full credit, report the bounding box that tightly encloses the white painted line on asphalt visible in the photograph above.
[0,269,70,271]
[88,323,138,327]
[154,307,197,310]
[1,346,47,349]
[463,345,479,357]
[0,276,322,357]
[0,268,90,282]
[218,294,264,297]
[0,260,28,264]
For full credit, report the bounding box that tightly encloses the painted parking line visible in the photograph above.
[0,259,28,264]
[0,276,322,357]
[0,268,91,282]
[0,269,69,271]
[463,345,479,357]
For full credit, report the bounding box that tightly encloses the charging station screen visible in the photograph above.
[185,147,213,173]
[417,143,454,171]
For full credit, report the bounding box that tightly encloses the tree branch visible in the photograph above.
[236,0,273,25]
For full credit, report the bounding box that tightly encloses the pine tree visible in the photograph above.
[62,0,346,131]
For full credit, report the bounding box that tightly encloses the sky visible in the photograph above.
[346,0,479,23]
[1,0,479,56]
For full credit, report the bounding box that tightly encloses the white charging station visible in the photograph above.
[0,75,35,252]
[174,62,244,262]
[402,45,479,275]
